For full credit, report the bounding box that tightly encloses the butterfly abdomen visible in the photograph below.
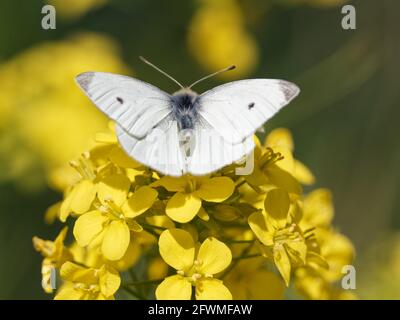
[171,90,199,130]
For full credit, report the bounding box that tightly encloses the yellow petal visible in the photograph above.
[197,237,232,275]
[45,202,61,224]
[59,192,73,222]
[248,212,273,246]
[126,219,143,232]
[286,240,307,265]
[293,159,315,185]
[54,284,84,300]
[273,146,294,173]
[245,166,269,186]
[122,186,158,218]
[197,207,210,221]
[73,210,107,247]
[68,180,97,216]
[60,262,85,281]
[166,192,201,223]
[151,176,186,192]
[87,228,106,250]
[265,164,302,195]
[195,177,234,202]
[54,226,69,250]
[264,188,290,228]
[195,279,232,300]
[273,245,291,286]
[156,275,192,300]
[101,220,130,261]
[98,174,131,207]
[158,229,195,271]
[264,128,294,151]
[60,262,97,283]
[98,265,121,297]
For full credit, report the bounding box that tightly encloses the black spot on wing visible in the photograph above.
[116,97,124,104]
[248,102,255,110]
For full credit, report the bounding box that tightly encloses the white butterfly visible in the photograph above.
[76,57,300,177]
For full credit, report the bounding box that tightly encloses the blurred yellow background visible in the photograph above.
[0,0,399,299]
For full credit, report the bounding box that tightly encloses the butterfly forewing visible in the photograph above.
[198,79,300,145]
[76,72,172,139]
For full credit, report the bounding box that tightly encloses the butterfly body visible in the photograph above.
[76,71,300,176]
[170,89,199,130]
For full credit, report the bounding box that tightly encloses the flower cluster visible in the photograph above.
[33,125,355,300]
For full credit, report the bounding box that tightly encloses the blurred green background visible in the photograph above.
[0,0,399,299]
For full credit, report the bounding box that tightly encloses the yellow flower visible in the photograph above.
[316,229,354,282]
[55,262,120,300]
[73,174,158,260]
[187,0,258,79]
[156,229,232,300]
[248,188,307,285]
[35,126,356,300]
[245,144,303,196]
[33,227,72,293]
[153,176,234,223]
[59,153,101,222]
[264,128,315,185]
[294,228,354,299]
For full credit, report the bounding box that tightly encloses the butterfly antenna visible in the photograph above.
[139,56,184,89]
[188,65,236,89]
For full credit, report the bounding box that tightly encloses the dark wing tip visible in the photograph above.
[278,80,300,102]
[75,72,95,91]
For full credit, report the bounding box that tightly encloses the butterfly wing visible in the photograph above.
[76,72,172,139]
[116,119,187,177]
[197,79,300,144]
[186,120,255,175]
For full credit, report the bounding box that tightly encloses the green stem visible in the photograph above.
[235,178,247,189]
[142,227,160,238]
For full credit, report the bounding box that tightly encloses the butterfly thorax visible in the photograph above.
[171,89,199,130]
